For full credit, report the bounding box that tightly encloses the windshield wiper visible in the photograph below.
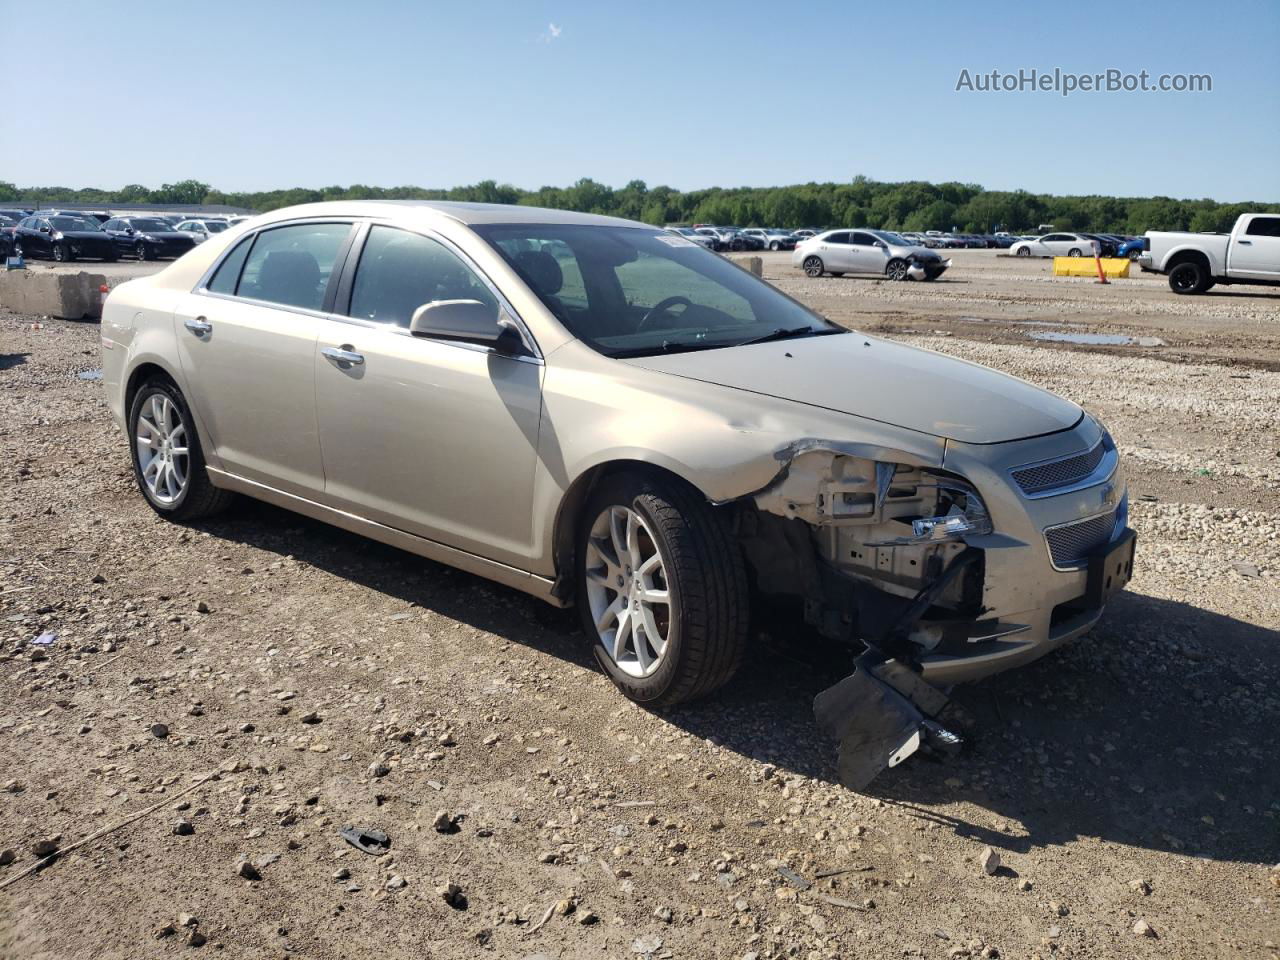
[736,326,844,347]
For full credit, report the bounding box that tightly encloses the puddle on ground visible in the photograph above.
[957,316,1083,328]
[1027,332,1165,346]
[78,368,103,380]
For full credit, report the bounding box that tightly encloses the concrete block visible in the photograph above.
[0,269,107,320]
[728,255,763,277]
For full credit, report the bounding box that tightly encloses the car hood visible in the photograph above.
[622,332,1082,444]
[889,243,944,259]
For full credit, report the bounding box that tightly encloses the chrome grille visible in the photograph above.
[1045,510,1117,569]
[1013,440,1107,495]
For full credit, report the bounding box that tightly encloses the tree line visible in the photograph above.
[1,176,1274,234]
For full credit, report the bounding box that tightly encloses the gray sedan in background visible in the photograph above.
[794,229,952,280]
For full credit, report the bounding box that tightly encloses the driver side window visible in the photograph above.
[348,225,499,329]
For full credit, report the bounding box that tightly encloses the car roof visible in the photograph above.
[247,200,649,230]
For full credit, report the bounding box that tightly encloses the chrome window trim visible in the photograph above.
[1009,436,1118,500]
[192,216,543,364]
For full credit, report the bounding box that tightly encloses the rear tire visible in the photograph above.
[803,256,824,278]
[1067,248,1082,257]
[769,241,780,251]
[128,378,235,521]
[575,473,748,707]
[1168,260,1209,295]
[1015,247,1031,257]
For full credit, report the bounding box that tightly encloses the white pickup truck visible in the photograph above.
[1138,212,1280,294]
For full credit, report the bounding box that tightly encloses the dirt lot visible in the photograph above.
[1,251,1277,960]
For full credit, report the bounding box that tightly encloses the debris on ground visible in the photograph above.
[339,826,390,855]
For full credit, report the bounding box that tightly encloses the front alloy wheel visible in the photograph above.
[53,243,69,262]
[886,258,909,281]
[135,242,148,261]
[584,505,670,679]
[576,474,748,706]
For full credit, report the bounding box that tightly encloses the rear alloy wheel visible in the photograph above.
[129,379,235,520]
[577,474,748,707]
[1168,260,1208,295]
[803,255,824,278]
[12,243,22,259]
[1067,247,1082,257]
[1016,246,1031,257]
[885,258,909,281]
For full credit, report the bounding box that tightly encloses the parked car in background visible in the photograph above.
[1138,212,1280,294]
[794,229,950,280]
[791,229,816,240]
[666,227,717,250]
[1079,233,1119,257]
[0,216,15,256]
[99,200,1134,779]
[176,219,231,243]
[103,216,201,260]
[1117,237,1146,260]
[1010,233,1095,258]
[741,228,797,251]
[13,215,118,262]
[698,227,747,251]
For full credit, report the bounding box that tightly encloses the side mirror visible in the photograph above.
[39,226,50,233]
[874,241,887,249]
[409,300,523,352]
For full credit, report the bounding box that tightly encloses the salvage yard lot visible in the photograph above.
[1,250,1277,959]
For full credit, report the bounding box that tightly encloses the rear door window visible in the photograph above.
[1244,216,1280,238]
[236,223,351,311]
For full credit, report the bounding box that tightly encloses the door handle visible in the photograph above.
[321,346,365,366]
[184,317,212,336]
[1237,239,1252,245]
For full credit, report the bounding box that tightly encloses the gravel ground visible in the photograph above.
[1,254,1277,959]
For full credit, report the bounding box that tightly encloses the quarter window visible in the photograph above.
[348,225,498,328]
[206,235,255,296]
[825,232,852,244]
[236,223,350,311]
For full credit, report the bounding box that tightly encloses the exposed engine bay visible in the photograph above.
[732,446,995,789]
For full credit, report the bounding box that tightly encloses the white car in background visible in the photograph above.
[176,219,231,244]
[666,227,716,250]
[1010,233,1095,258]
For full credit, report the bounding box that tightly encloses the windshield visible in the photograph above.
[129,219,172,232]
[50,217,100,231]
[871,231,910,245]
[474,224,841,358]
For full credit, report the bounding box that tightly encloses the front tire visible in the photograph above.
[885,258,909,281]
[803,255,824,278]
[135,242,150,261]
[769,241,780,251]
[53,243,71,262]
[129,379,235,521]
[13,242,23,259]
[576,474,748,707]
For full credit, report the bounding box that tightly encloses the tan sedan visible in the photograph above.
[101,201,1134,723]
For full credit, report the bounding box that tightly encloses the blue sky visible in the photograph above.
[3,0,1276,200]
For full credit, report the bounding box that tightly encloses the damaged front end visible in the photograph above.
[738,445,999,788]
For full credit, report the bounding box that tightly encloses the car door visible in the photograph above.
[1230,215,1280,279]
[848,231,889,274]
[32,219,53,256]
[172,220,355,498]
[817,232,854,270]
[311,223,543,567]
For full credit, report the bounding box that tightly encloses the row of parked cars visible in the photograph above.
[0,208,250,262]
[1008,232,1146,260]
